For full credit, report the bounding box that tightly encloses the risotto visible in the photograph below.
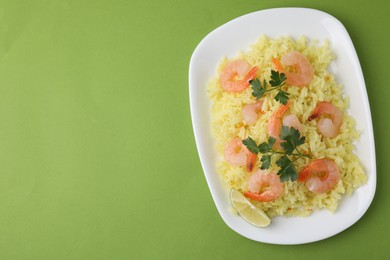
[207,35,366,218]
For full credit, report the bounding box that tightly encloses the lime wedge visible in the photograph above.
[230,189,271,227]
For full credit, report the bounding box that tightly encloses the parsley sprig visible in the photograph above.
[250,70,289,104]
[242,126,311,182]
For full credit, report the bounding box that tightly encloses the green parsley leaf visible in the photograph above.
[258,136,277,154]
[250,78,267,100]
[258,142,270,154]
[250,71,289,104]
[242,137,259,154]
[260,155,272,169]
[280,126,306,155]
[268,136,276,147]
[276,155,298,182]
[274,90,289,105]
[269,70,286,87]
[243,127,310,182]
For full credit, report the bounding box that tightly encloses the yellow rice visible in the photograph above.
[207,35,366,217]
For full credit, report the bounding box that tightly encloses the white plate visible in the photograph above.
[189,8,376,244]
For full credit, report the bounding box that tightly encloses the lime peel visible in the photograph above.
[230,189,271,227]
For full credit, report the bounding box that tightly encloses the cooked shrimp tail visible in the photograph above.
[246,152,257,173]
[244,66,259,83]
[272,58,284,72]
[267,102,290,149]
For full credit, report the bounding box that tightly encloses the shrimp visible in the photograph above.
[245,152,257,173]
[282,114,303,133]
[219,59,258,93]
[267,103,303,149]
[275,51,314,86]
[298,158,340,194]
[244,169,283,202]
[272,57,284,72]
[242,100,264,125]
[267,103,290,150]
[308,102,343,138]
[224,137,257,172]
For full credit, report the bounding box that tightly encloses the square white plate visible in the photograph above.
[189,8,376,244]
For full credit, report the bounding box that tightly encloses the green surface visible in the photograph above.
[0,0,387,259]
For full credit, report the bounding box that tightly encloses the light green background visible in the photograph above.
[0,0,387,259]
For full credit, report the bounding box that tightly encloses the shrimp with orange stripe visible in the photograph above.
[219,59,258,93]
[267,102,303,150]
[224,137,257,173]
[272,51,314,87]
